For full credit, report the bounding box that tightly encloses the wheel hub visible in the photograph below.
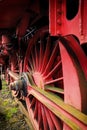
[33,72,44,89]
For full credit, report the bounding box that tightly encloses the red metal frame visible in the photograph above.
[49,0,87,44]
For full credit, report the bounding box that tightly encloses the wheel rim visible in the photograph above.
[23,27,87,130]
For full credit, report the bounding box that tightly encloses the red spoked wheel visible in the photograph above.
[24,27,87,130]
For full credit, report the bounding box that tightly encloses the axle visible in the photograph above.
[8,71,29,97]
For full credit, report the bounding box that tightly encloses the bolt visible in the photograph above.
[57,19,62,25]
[57,9,62,15]
[9,79,24,91]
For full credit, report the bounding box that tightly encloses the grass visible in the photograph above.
[0,80,19,120]
[0,80,30,130]
[6,107,18,119]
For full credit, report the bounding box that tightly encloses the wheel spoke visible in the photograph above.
[30,49,36,71]
[39,39,45,71]
[30,98,36,108]
[43,43,59,76]
[45,77,63,85]
[34,101,38,119]
[41,37,51,73]
[44,107,55,130]
[45,86,64,94]
[44,60,62,80]
[49,111,62,130]
[34,45,39,71]
[41,105,49,130]
[38,102,42,129]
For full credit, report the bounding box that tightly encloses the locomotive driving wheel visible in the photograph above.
[23,27,87,130]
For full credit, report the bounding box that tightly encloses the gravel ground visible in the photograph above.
[0,80,30,130]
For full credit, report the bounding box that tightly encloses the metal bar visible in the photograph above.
[44,107,55,130]
[41,105,48,130]
[28,86,87,129]
[45,77,63,85]
[49,110,62,130]
[43,43,59,75]
[14,98,34,130]
[44,60,62,80]
[45,85,64,94]
[8,70,20,80]
[41,37,51,73]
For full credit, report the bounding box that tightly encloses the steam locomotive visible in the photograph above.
[0,0,87,129]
